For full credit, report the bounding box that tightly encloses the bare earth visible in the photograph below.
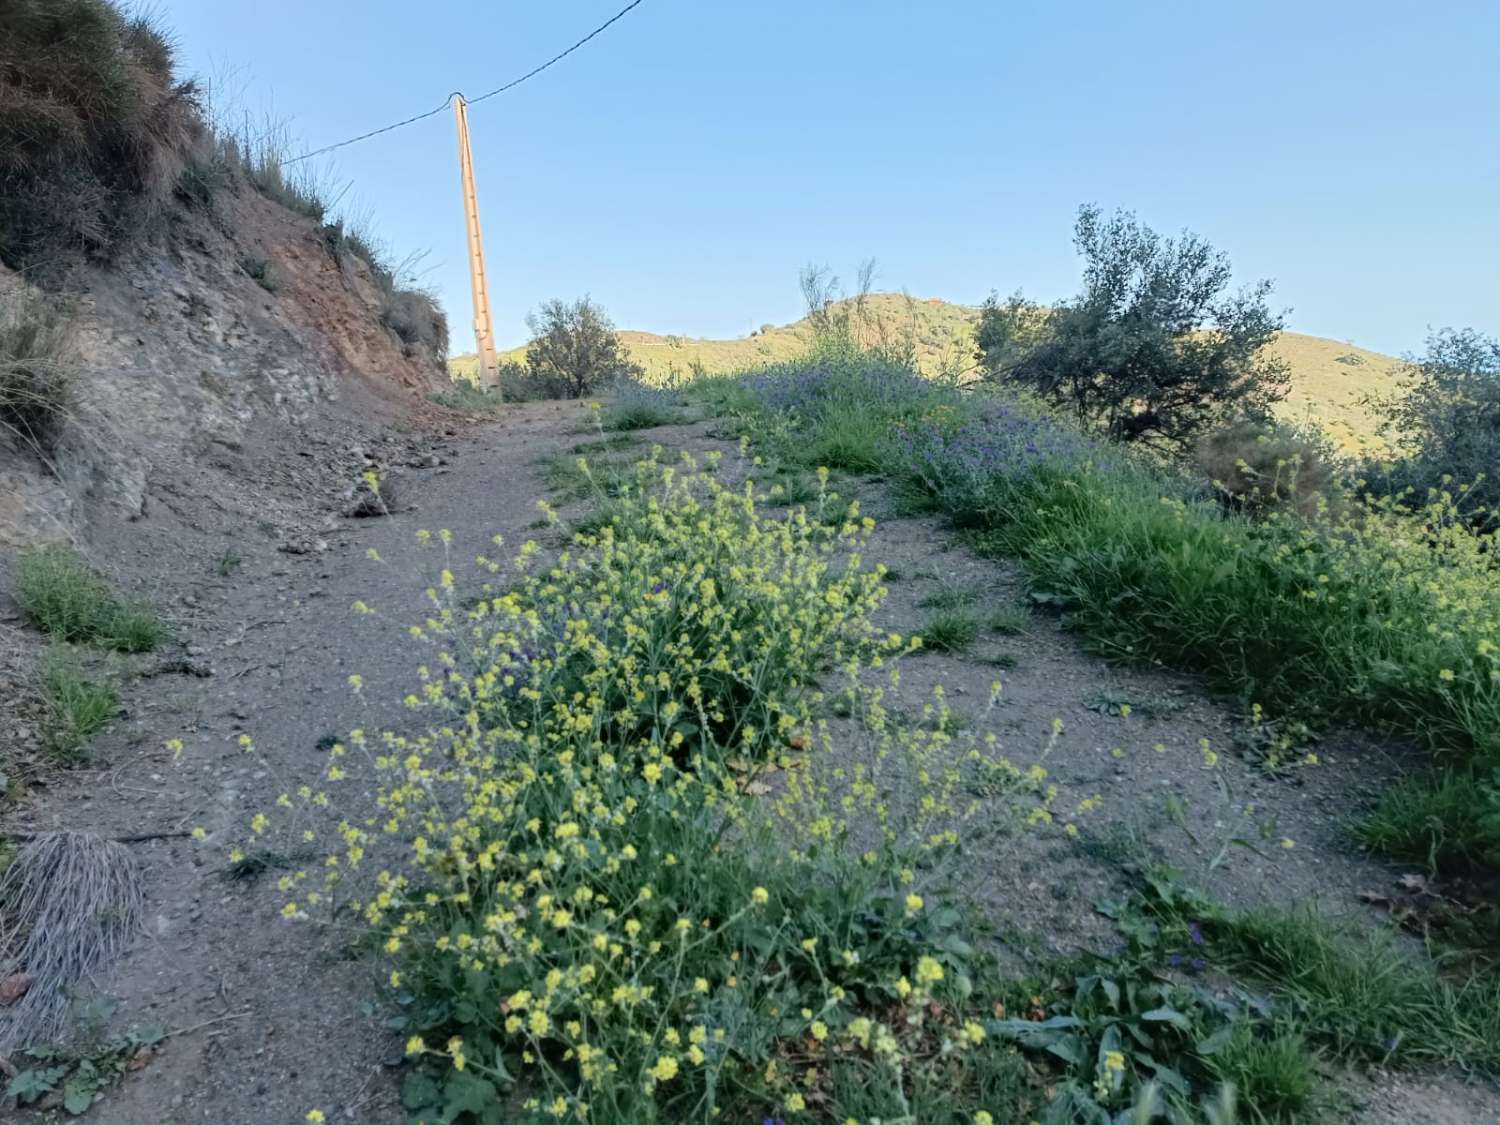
[3,401,1497,1123]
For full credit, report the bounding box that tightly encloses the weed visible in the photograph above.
[1202,1024,1318,1124]
[1356,769,1500,871]
[215,547,242,577]
[12,545,162,652]
[1138,871,1500,1071]
[919,584,982,611]
[430,380,505,415]
[238,255,277,292]
[600,381,684,431]
[987,603,1031,636]
[922,605,981,653]
[38,646,116,761]
[245,450,1059,1123]
[980,650,1019,670]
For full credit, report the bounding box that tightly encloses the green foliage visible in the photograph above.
[1137,871,1500,1071]
[991,969,1305,1123]
[7,1020,165,1115]
[1201,1024,1317,1125]
[718,327,1500,863]
[922,606,982,653]
[1366,327,1500,521]
[987,604,1032,636]
[919,585,982,611]
[977,205,1289,454]
[431,379,508,415]
[961,456,1500,764]
[238,255,277,292]
[1356,768,1500,871]
[251,450,1060,1123]
[0,0,202,268]
[38,645,117,761]
[525,297,642,398]
[12,544,163,652]
[599,382,686,432]
[0,291,75,455]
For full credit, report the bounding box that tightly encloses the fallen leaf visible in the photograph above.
[743,781,773,796]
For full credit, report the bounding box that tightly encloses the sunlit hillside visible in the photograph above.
[451,295,1405,450]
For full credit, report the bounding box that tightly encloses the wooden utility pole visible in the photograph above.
[453,94,499,391]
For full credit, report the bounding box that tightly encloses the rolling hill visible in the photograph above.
[450,295,1405,450]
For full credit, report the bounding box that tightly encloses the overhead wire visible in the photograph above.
[283,0,645,165]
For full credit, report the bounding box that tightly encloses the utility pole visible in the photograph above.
[453,94,500,391]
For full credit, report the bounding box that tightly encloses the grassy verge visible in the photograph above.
[702,346,1500,866]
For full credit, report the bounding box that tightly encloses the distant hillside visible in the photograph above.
[452,295,1404,450]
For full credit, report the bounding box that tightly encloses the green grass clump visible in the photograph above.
[430,380,505,415]
[921,606,981,653]
[39,646,116,760]
[1356,769,1500,871]
[918,584,981,611]
[599,400,682,432]
[1141,873,1500,1072]
[12,545,163,652]
[986,604,1031,636]
[1202,1024,1317,1125]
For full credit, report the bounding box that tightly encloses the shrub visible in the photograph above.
[1367,327,1500,521]
[976,205,1289,455]
[12,545,163,653]
[0,291,75,454]
[0,0,202,269]
[1193,419,1344,519]
[524,297,641,398]
[380,287,448,362]
[251,452,1057,1123]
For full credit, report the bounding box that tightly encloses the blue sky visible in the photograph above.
[157,0,1498,356]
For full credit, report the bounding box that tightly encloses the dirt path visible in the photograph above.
[5,404,1497,1122]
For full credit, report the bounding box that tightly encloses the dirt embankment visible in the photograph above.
[1,183,450,549]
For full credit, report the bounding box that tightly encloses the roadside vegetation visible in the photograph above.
[246,225,1500,1119]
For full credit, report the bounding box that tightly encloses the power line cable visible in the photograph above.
[284,0,645,165]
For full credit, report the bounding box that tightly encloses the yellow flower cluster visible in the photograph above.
[247,452,1057,1121]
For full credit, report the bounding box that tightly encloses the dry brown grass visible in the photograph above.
[0,0,204,270]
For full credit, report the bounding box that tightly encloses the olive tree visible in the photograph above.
[525,297,640,398]
[977,205,1290,454]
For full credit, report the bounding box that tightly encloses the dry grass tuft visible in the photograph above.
[0,831,142,1051]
